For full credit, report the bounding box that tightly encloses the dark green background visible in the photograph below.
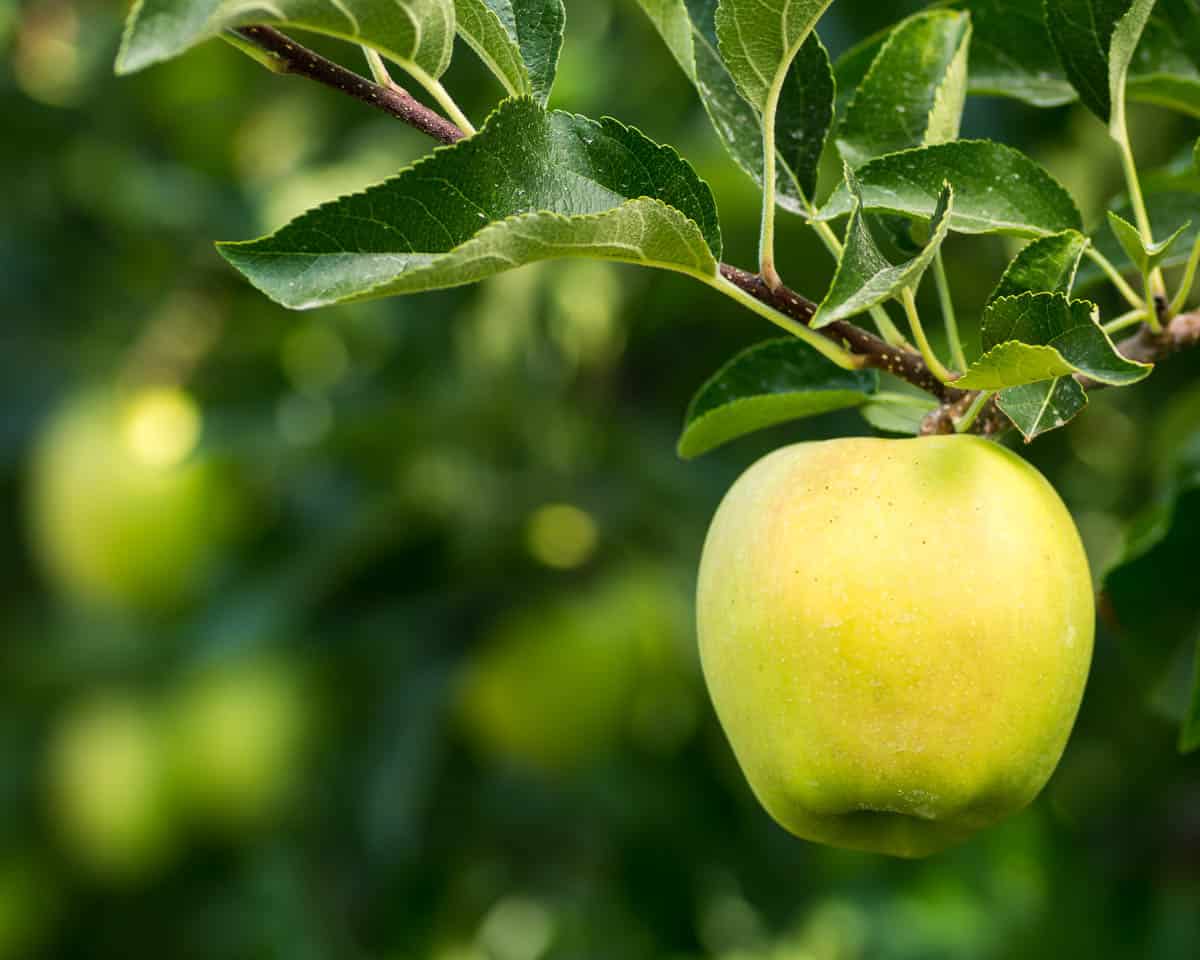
[3,0,1200,956]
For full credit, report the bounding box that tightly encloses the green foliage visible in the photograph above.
[1044,0,1157,131]
[1106,210,1191,277]
[990,231,1088,302]
[986,232,1090,440]
[836,10,970,169]
[956,293,1152,390]
[219,99,723,308]
[677,339,878,458]
[816,140,1082,237]
[117,0,456,79]
[454,0,565,102]
[1105,445,1200,752]
[635,0,835,210]
[712,0,833,114]
[1,0,1192,944]
[813,177,953,327]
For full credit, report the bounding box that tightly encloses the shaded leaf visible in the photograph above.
[859,392,939,435]
[633,1,834,209]
[835,0,1076,109]
[955,292,1151,389]
[1044,0,1157,130]
[455,0,564,103]
[1105,448,1200,752]
[812,178,953,328]
[837,10,971,169]
[816,140,1082,238]
[218,99,722,309]
[677,339,878,458]
[117,0,456,79]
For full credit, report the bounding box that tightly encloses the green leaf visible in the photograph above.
[117,0,456,79]
[953,0,1075,106]
[812,177,954,328]
[987,230,1090,439]
[776,34,837,206]
[455,0,564,103]
[217,99,722,309]
[633,1,834,209]
[816,141,1082,238]
[1105,448,1200,752]
[838,0,1200,115]
[1079,169,1200,289]
[1044,0,1157,131]
[955,292,1152,389]
[677,339,879,458]
[835,0,1077,110]
[1128,9,1200,117]
[714,0,834,114]
[990,230,1088,302]
[859,392,939,435]
[837,10,971,170]
[1107,210,1192,276]
[996,377,1088,441]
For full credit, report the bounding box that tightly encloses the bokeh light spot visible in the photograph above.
[121,387,202,469]
[526,503,598,569]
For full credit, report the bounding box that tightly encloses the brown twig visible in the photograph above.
[232,27,464,145]
[228,25,1200,437]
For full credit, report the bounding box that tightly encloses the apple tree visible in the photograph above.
[105,0,1200,856]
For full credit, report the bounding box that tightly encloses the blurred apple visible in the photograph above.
[46,694,176,881]
[27,385,241,614]
[456,569,696,773]
[167,659,311,832]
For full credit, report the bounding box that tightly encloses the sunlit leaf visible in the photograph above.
[816,141,1082,238]
[117,0,456,79]
[218,99,722,309]
[837,10,971,169]
[990,230,1088,302]
[455,0,564,103]
[988,230,1090,439]
[955,292,1151,389]
[1106,211,1192,276]
[634,0,834,209]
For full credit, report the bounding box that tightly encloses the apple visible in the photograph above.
[167,659,310,832]
[46,694,176,881]
[27,386,241,613]
[457,570,694,773]
[697,436,1094,857]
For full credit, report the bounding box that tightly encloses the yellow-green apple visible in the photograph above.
[46,694,176,881]
[697,436,1094,857]
[457,570,694,773]
[28,385,241,614]
[167,659,311,832]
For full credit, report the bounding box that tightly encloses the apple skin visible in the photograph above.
[697,436,1094,858]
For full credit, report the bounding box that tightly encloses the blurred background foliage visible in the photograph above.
[3,0,1200,956]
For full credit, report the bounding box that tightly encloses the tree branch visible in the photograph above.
[231,27,464,145]
[227,25,1200,438]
